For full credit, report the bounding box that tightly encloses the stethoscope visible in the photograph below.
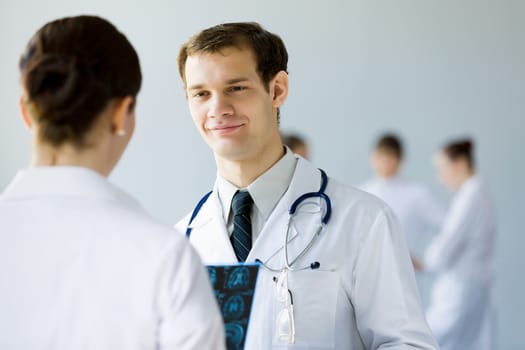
[256,168,331,272]
[256,168,331,346]
[185,168,332,271]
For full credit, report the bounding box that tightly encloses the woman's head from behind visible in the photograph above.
[19,15,141,175]
[434,138,475,191]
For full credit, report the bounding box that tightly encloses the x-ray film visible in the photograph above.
[206,264,260,350]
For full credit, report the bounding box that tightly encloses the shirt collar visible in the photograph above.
[374,174,402,184]
[216,147,298,222]
[1,166,141,209]
[458,174,481,193]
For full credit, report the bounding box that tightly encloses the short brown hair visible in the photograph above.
[375,134,403,159]
[281,133,306,150]
[177,22,288,90]
[19,16,141,148]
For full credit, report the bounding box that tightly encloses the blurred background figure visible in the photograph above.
[359,133,444,267]
[424,139,496,350]
[281,132,309,159]
[0,15,224,350]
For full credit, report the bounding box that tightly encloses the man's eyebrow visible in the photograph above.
[226,77,250,85]
[187,78,251,91]
[187,84,204,91]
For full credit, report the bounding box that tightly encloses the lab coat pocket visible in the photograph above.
[272,270,339,348]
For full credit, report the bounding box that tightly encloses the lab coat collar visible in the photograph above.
[1,166,142,211]
[187,183,238,263]
[459,174,481,193]
[186,157,326,265]
[247,157,325,265]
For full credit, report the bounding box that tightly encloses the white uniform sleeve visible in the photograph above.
[424,195,475,272]
[352,207,439,349]
[155,238,226,350]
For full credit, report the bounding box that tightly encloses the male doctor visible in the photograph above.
[175,22,438,349]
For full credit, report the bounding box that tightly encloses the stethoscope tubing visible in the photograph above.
[258,168,331,272]
[186,168,332,272]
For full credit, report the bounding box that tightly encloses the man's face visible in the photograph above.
[184,46,283,162]
[371,150,401,178]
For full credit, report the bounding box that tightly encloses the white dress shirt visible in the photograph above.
[359,175,445,254]
[216,147,297,241]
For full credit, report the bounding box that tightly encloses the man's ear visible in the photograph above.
[271,70,289,109]
[19,96,32,129]
[110,96,134,135]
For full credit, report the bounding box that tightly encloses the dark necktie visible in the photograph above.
[230,190,253,262]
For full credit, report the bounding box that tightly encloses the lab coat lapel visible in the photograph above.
[187,187,238,264]
[248,159,323,266]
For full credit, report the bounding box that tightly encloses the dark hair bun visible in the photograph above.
[25,54,98,124]
[19,16,141,148]
[443,138,475,169]
[463,139,473,151]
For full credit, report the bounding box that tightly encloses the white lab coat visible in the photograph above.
[176,158,438,350]
[358,176,444,255]
[0,166,225,350]
[424,175,496,350]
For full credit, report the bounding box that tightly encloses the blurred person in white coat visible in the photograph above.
[0,16,224,350]
[281,132,310,159]
[175,22,438,349]
[359,134,445,268]
[424,139,496,350]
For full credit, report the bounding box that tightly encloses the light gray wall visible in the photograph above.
[1,1,523,349]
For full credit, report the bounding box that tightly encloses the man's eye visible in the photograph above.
[193,91,209,98]
[228,86,247,92]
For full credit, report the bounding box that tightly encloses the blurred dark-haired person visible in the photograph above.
[424,139,496,350]
[359,133,444,270]
[0,15,224,350]
[281,132,309,159]
[175,22,438,349]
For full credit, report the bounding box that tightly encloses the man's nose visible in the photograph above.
[208,94,234,118]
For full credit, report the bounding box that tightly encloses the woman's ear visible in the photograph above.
[110,96,134,136]
[271,70,289,109]
[19,96,32,130]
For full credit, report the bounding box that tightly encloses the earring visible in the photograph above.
[116,129,126,137]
